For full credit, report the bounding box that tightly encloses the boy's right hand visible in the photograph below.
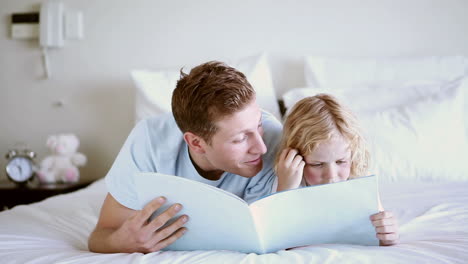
[276,148,305,191]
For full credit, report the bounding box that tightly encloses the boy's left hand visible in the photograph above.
[370,211,399,246]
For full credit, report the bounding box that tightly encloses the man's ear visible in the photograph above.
[183,132,206,154]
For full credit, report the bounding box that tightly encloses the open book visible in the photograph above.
[134,173,379,254]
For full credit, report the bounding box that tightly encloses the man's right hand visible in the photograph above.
[88,194,188,253]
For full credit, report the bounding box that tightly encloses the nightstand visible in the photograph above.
[0,180,92,211]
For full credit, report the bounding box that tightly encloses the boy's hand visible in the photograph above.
[370,211,399,246]
[276,148,305,191]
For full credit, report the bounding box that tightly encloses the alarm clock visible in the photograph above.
[5,149,37,184]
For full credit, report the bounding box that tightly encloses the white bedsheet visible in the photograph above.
[0,179,467,264]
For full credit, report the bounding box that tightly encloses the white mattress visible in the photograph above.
[0,179,467,264]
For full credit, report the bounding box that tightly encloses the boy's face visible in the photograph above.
[200,101,267,178]
[303,135,351,185]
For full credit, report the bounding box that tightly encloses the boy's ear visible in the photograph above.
[183,132,206,154]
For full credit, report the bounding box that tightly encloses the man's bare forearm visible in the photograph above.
[88,227,119,253]
[89,195,188,253]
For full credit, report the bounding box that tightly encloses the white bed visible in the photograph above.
[0,180,467,263]
[1,55,468,263]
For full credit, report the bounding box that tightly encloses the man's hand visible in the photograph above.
[110,196,188,253]
[276,148,305,192]
[88,194,188,253]
[370,211,399,246]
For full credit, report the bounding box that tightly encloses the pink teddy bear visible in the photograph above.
[36,134,87,184]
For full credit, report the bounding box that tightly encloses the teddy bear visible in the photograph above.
[36,134,87,184]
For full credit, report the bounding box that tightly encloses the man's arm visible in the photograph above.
[88,193,188,253]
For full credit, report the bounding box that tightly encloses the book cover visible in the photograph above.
[134,172,379,254]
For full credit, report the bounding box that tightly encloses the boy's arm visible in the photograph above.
[88,193,188,253]
[370,194,399,246]
[370,211,399,246]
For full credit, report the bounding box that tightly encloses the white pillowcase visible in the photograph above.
[132,54,281,123]
[303,55,468,138]
[361,81,467,182]
[304,55,468,88]
[133,70,180,121]
[282,78,468,182]
[283,78,465,114]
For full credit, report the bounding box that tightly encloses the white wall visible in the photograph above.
[1,0,468,182]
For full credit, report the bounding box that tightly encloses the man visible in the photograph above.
[88,61,282,253]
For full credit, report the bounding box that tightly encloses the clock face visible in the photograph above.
[6,156,34,182]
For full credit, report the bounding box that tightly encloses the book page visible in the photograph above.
[249,175,379,253]
[134,172,262,253]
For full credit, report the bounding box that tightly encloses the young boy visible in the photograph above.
[275,94,399,246]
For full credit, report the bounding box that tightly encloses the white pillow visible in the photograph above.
[133,70,180,121]
[282,78,468,182]
[283,78,465,114]
[304,56,468,88]
[132,54,281,123]
[361,80,467,182]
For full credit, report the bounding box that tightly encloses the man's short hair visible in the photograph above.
[172,61,255,144]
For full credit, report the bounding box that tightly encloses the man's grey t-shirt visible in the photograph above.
[105,111,283,210]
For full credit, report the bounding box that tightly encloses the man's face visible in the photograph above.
[200,101,267,178]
